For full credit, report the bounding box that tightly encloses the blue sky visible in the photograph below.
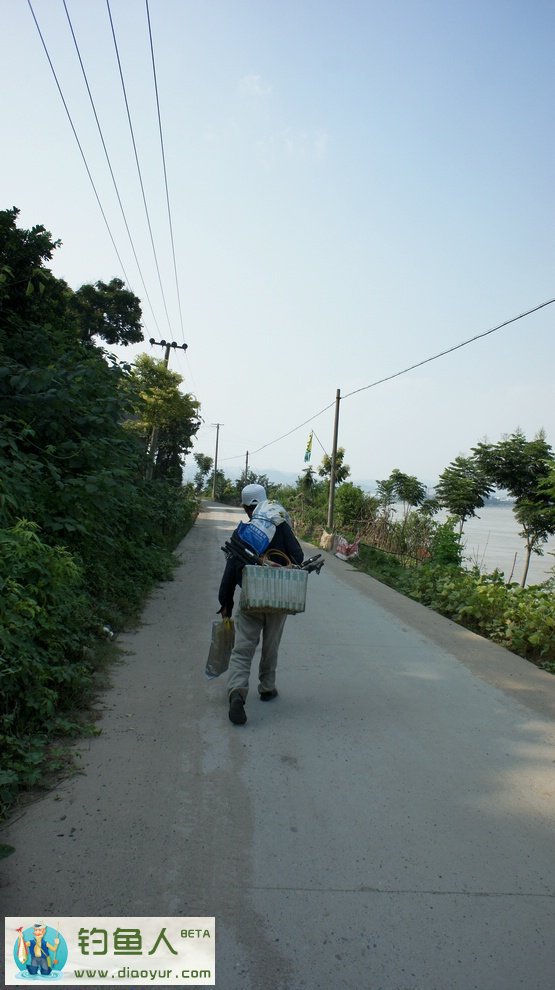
[3,0,554,485]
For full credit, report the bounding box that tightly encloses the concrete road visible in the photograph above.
[2,502,555,989]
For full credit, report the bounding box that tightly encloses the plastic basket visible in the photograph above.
[240,565,308,614]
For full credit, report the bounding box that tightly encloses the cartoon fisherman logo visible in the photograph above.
[13,922,68,980]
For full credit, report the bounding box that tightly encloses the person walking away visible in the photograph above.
[218,484,303,725]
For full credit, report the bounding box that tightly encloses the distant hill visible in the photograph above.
[183,462,447,495]
[183,463,301,486]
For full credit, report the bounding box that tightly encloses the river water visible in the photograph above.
[440,505,555,586]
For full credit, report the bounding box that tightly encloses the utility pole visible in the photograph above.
[146,338,188,481]
[149,338,188,367]
[211,423,223,500]
[245,450,249,480]
[326,388,341,530]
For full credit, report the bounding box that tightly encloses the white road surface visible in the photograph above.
[2,502,555,989]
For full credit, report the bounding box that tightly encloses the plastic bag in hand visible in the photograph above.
[205,618,235,678]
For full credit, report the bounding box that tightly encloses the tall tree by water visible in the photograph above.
[435,455,493,535]
[473,431,555,587]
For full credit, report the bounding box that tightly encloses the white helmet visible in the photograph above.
[241,483,267,507]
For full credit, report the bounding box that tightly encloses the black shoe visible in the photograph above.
[229,691,247,725]
[259,689,278,701]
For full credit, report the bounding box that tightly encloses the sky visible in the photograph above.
[3,0,554,488]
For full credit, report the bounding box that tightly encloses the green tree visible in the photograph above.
[473,430,555,587]
[193,453,213,493]
[334,482,376,529]
[207,469,236,503]
[540,463,555,503]
[71,277,143,346]
[419,497,440,517]
[376,476,397,515]
[124,354,201,481]
[318,447,350,486]
[0,206,68,327]
[387,469,428,522]
[435,455,493,535]
[296,466,323,499]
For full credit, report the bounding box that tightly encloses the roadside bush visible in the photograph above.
[0,480,198,819]
[405,565,555,664]
[0,208,201,820]
[286,496,327,543]
[354,544,410,589]
[334,483,376,529]
[0,522,93,816]
[68,478,199,625]
[428,520,463,566]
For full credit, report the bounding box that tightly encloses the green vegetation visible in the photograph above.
[405,566,555,668]
[353,546,555,668]
[435,454,493,534]
[0,208,200,818]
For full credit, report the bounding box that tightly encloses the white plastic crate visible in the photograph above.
[240,565,308,614]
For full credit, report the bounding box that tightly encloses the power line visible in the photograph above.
[343,296,555,401]
[27,0,132,287]
[61,0,161,336]
[311,429,328,457]
[219,399,336,461]
[145,0,186,346]
[105,0,173,336]
[219,296,555,463]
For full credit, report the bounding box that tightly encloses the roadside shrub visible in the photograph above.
[405,565,555,664]
[354,544,409,589]
[428,519,463,566]
[0,521,93,816]
[0,209,201,820]
[286,496,328,543]
[334,483,376,529]
[69,479,199,624]
[0,482,198,819]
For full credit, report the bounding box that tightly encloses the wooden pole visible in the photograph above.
[326,388,341,530]
[211,423,222,500]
